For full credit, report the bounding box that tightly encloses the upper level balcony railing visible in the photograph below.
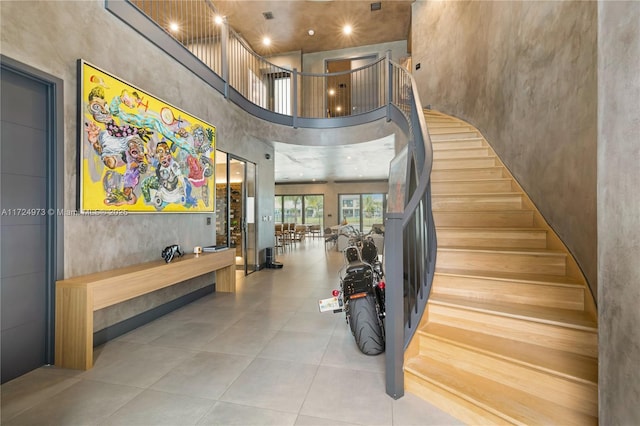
[106,0,436,399]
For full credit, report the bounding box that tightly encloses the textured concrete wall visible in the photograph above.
[0,0,399,330]
[411,1,598,296]
[598,2,640,423]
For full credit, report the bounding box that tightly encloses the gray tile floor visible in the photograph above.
[1,239,463,426]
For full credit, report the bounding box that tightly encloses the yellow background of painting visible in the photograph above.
[81,62,216,212]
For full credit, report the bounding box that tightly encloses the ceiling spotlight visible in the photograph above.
[214,15,224,25]
[169,22,179,32]
[343,25,352,35]
[328,88,335,96]
[336,106,342,112]
[308,29,315,36]
[263,36,271,46]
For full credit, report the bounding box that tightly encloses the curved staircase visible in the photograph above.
[404,110,598,425]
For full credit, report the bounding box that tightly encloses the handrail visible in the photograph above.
[106,0,436,400]
[384,61,436,399]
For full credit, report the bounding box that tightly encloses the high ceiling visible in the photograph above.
[210,1,413,56]
[208,1,413,183]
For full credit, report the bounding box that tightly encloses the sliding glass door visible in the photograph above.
[274,194,324,229]
[339,193,385,233]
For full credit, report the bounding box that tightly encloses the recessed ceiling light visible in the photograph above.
[169,22,179,32]
[328,88,335,96]
[263,36,271,46]
[308,29,315,36]
[214,15,224,25]
[343,25,352,35]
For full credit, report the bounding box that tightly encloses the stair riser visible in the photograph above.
[432,195,524,211]
[436,228,547,249]
[430,132,480,140]
[432,180,514,194]
[428,120,473,126]
[433,211,535,228]
[419,337,598,416]
[428,304,598,357]
[432,275,585,310]
[431,167,505,181]
[404,373,507,425]
[432,139,485,149]
[433,157,498,169]
[436,249,567,276]
[433,148,490,159]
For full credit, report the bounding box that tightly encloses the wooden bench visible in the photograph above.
[55,249,235,370]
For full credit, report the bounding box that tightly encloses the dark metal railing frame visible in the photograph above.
[105,0,435,399]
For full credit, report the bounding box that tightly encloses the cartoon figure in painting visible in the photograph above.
[186,124,214,206]
[103,136,147,206]
[141,141,197,210]
[86,86,150,170]
[101,170,134,206]
[109,89,195,156]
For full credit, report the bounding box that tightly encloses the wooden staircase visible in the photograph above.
[404,110,598,425]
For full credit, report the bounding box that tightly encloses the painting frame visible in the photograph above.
[77,59,216,213]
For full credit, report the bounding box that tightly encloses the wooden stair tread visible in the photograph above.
[434,268,584,287]
[420,323,598,385]
[431,177,512,184]
[438,246,565,256]
[433,191,522,197]
[405,357,597,426]
[433,210,536,228]
[429,294,597,330]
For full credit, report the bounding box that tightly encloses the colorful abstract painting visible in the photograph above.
[79,60,215,212]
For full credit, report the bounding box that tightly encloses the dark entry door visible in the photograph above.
[1,66,49,383]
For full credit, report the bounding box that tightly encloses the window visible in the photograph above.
[274,194,323,228]
[283,195,302,223]
[339,193,385,232]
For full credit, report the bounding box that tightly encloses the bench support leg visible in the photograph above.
[55,285,93,370]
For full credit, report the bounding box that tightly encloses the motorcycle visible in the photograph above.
[320,227,386,355]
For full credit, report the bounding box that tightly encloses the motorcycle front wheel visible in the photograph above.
[348,294,385,355]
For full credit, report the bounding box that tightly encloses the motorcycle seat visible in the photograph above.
[346,261,369,275]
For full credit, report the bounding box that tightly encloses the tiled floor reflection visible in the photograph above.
[1,239,463,425]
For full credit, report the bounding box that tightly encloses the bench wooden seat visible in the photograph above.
[55,249,235,370]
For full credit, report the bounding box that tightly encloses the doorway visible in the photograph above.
[215,151,257,275]
[1,57,63,383]
[326,54,378,117]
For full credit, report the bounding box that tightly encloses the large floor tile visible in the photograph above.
[300,365,392,425]
[234,309,296,330]
[148,320,230,350]
[3,380,142,426]
[101,389,214,425]
[220,358,318,413]
[201,323,279,357]
[149,351,253,399]
[391,393,465,426]
[1,367,81,423]
[82,343,196,388]
[114,317,184,344]
[257,330,331,365]
[197,401,297,426]
[281,311,341,335]
[320,331,386,373]
[294,415,361,426]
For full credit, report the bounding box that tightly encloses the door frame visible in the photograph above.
[1,55,64,365]
[227,155,257,275]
